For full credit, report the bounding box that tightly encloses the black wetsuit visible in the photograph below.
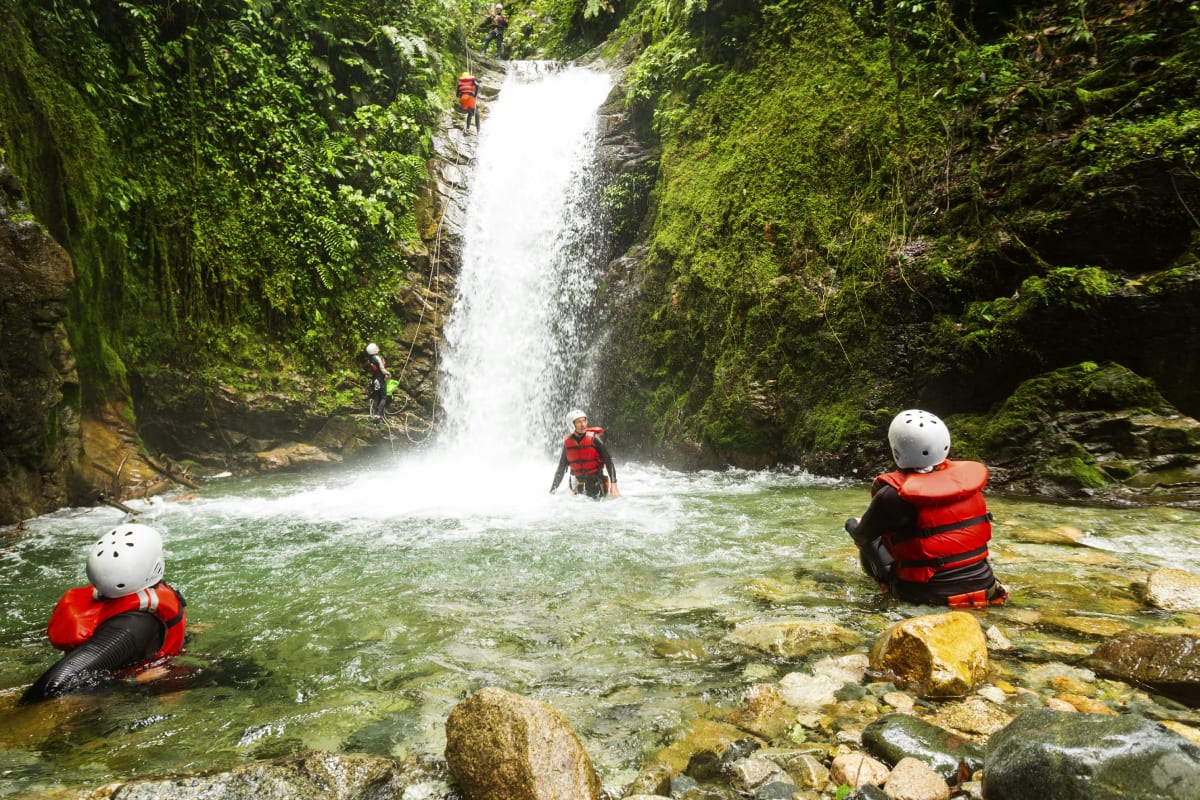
[847,482,996,604]
[21,612,164,703]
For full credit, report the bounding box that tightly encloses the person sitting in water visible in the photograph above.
[21,523,187,703]
[549,409,621,500]
[844,409,1008,607]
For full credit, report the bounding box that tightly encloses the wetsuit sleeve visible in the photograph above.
[21,611,164,704]
[849,484,915,547]
[550,448,569,492]
[593,436,617,482]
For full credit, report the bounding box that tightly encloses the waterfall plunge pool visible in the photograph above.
[2,456,1199,797]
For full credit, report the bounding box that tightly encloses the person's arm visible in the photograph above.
[593,436,617,484]
[846,483,913,546]
[21,611,163,704]
[550,448,569,492]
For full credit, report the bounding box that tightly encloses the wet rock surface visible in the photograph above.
[982,708,1200,800]
[443,686,602,800]
[0,165,88,523]
[1084,633,1200,708]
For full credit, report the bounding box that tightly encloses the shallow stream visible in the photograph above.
[2,457,1198,797]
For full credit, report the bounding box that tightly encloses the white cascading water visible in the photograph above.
[439,63,614,455]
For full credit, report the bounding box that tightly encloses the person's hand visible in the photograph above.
[844,517,859,535]
[608,482,620,498]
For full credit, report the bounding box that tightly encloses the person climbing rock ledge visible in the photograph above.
[844,409,1008,607]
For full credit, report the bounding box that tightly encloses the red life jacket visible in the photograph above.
[457,76,478,110]
[873,460,993,583]
[565,427,605,477]
[48,582,187,664]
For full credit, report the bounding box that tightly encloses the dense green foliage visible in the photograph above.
[1,0,472,406]
[597,0,1200,472]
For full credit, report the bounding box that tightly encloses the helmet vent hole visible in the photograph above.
[116,583,125,588]
[125,542,134,547]
[112,552,119,557]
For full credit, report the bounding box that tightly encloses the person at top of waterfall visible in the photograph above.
[365,342,390,421]
[482,4,508,57]
[21,524,188,703]
[844,409,1008,608]
[457,72,480,133]
[550,409,621,499]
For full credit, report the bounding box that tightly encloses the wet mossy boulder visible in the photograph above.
[982,709,1200,800]
[862,713,985,782]
[1083,633,1200,708]
[951,361,1200,501]
[444,687,602,800]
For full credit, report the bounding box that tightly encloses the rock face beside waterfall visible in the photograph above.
[127,66,511,478]
[0,166,90,524]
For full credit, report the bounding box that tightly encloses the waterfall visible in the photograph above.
[439,63,614,456]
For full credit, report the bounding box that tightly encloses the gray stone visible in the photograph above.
[982,709,1200,800]
[861,714,985,782]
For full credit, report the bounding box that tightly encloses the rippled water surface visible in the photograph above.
[2,457,1198,797]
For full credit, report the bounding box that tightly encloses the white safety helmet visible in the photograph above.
[86,524,166,599]
[887,409,951,470]
[366,342,379,355]
[495,4,503,10]
[566,409,588,426]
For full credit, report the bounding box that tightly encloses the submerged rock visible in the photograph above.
[982,708,1200,800]
[1142,568,1200,613]
[84,751,450,800]
[726,619,860,660]
[1084,633,1200,707]
[443,687,601,800]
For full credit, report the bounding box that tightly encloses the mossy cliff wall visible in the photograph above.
[593,0,1200,500]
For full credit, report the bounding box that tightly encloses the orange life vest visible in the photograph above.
[565,427,605,477]
[457,76,478,110]
[872,460,993,583]
[48,582,187,663]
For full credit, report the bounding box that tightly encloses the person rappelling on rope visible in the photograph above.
[21,524,188,703]
[365,342,390,421]
[457,71,480,133]
[482,4,508,57]
[550,409,621,499]
[844,409,1008,608]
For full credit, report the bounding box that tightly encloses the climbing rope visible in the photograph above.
[369,33,488,450]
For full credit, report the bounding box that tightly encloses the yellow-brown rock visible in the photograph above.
[649,718,763,774]
[444,687,601,800]
[869,612,988,698]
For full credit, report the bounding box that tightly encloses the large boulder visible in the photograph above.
[1083,633,1200,707]
[982,709,1200,800]
[869,613,988,698]
[443,687,601,800]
